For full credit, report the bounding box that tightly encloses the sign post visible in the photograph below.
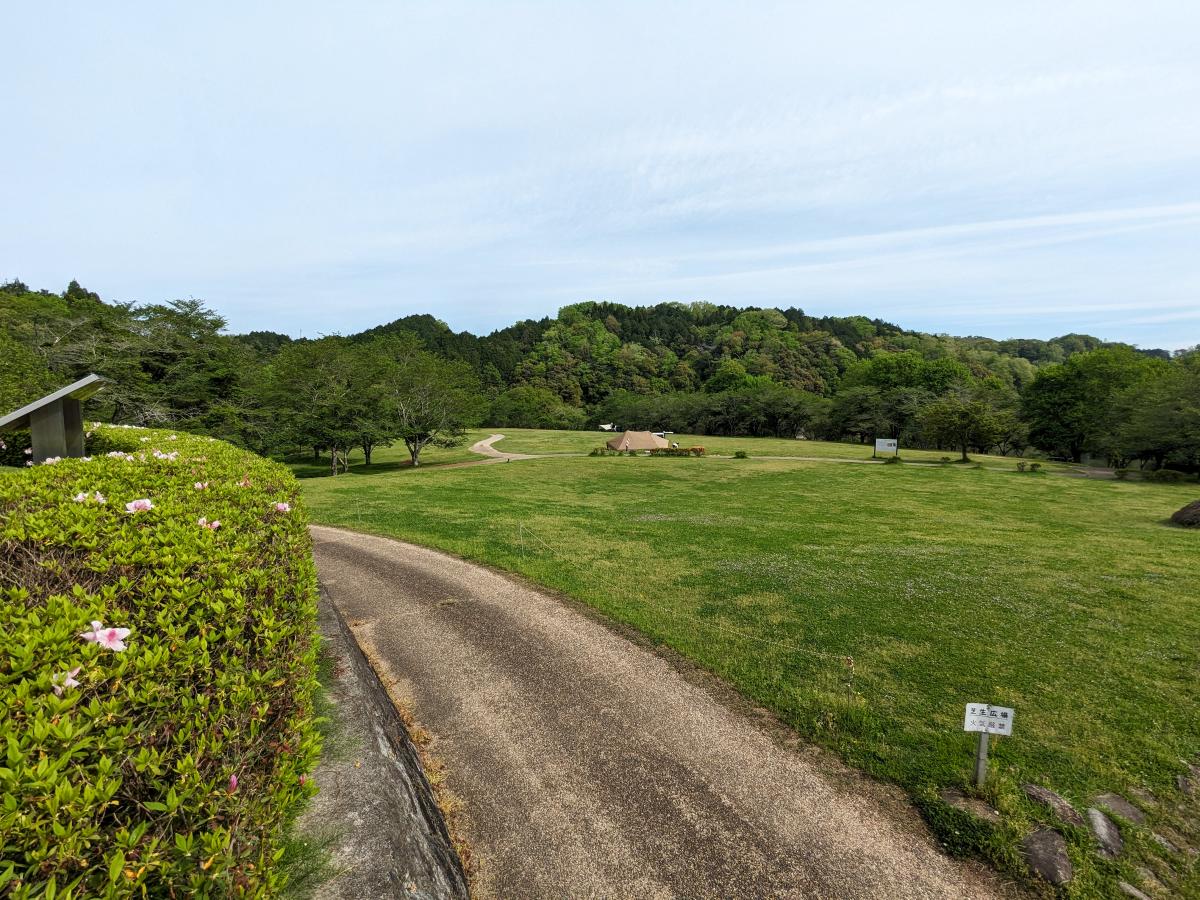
[873,438,898,459]
[963,703,1014,788]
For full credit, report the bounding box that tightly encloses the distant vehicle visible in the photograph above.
[599,423,616,431]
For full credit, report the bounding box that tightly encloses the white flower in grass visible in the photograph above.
[94,492,106,505]
[124,498,153,513]
[73,492,89,503]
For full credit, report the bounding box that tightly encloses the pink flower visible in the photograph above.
[238,476,252,488]
[73,492,89,503]
[42,456,63,465]
[228,774,239,793]
[51,667,82,696]
[198,517,221,530]
[93,492,107,505]
[24,448,32,456]
[299,774,309,786]
[0,439,5,450]
[79,620,131,652]
[194,481,209,490]
[274,502,291,513]
[125,498,153,513]
[25,461,32,467]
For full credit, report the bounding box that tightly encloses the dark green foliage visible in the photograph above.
[1144,468,1189,483]
[733,450,749,459]
[0,427,320,897]
[490,386,586,430]
[648,447,705,457]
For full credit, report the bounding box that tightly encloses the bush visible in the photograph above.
[1029,462,1042,473]
[882,456,901,465]
[1114,468,1130,480]
[939,456,952,465]
[1171,500,1200,527]
[1145,468,1188,483]
[0,426,320,897]
[733,450,749,459]
[648,447,706,458]
[1016,462,1026,473]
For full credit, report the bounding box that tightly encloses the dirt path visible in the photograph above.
[310,525,1014,900]
[470,433,540,461]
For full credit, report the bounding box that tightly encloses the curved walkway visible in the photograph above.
[469,433,540,461]
[310,525,1013,900]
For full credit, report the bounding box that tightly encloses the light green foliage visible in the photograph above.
[299,447,1200,896]
[0,427,320,897]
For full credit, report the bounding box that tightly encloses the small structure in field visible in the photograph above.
[1171,500,1200,528]
[599,423,616,431]
[605,430,668,452]
[0,374,109,463]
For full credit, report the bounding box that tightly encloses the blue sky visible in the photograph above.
[3,2,1198,348]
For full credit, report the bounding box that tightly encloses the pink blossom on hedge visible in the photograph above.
[198,517,221,530]
[51,667,82,696]
[274,502,291,513]
[24,448,32,455]
[73,492,89,503]
[194,481,209,490]
[228,774,239,793]
[94,492,107,504]
[125,498,153,513]
[238,476,252,488]
[42,456,63,465]
[80,621,131,652]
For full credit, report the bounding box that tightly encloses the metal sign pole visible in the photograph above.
[974,731,989,787]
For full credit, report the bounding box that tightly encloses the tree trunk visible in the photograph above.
[330,449,338,476]
[960,439,969,462]
[313,446,320,461]
[362,442,372,466]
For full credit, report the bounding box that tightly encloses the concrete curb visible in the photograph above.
[309,586,469,899]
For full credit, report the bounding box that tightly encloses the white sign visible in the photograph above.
[875,438,898,454]
[964,703,1014,736]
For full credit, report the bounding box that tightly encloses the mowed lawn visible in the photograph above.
[491,427,1077,470]
[299,450,1200,890]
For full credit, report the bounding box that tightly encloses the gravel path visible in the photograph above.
[311,525,1014,900]
[469,433,540,461]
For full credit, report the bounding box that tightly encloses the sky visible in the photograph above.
[3,2,1199,349]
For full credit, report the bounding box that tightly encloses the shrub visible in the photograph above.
[939,456,952,465]
[0,426,320,897]
[1029,462,1042,473]
[733,450,749,459]
[1171,500,1200,527]
[1016,462,1026,473]
[648,447,706,458]
[882,456,901,465]
[1145,468,1188,483]
[1114,468,1130,480]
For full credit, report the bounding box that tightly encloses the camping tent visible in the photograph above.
[605,430,668,451]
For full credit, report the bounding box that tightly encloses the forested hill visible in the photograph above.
[3,280,1195,469]
[345,301,1140,401]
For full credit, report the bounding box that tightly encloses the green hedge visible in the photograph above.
[0,426,320,898]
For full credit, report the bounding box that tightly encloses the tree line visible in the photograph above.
[1,280,1195,471]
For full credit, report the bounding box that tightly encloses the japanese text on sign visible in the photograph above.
[963,703,1014,736]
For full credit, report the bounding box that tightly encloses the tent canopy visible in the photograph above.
[605,430,668,451]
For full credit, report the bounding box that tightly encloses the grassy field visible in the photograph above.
[490,427,1077,470]
[281,431,491,478]
[296,439,1200,895]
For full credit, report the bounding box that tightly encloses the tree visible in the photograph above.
[490,386,586,430]
[919,393,1000,462]
[377,350,485,466]
[1021,348,1163,462]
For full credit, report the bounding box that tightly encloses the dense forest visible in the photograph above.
[1,280,1197,471]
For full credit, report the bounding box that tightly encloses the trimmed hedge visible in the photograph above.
[0,427,320,897]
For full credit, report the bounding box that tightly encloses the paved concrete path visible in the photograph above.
[311,525,1014,900]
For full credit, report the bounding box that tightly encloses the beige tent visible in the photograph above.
[605,430,668,451]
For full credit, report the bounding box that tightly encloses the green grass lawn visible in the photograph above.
[300,447,1200,895]
[280,430,491,478]
[489,427,1077,470]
